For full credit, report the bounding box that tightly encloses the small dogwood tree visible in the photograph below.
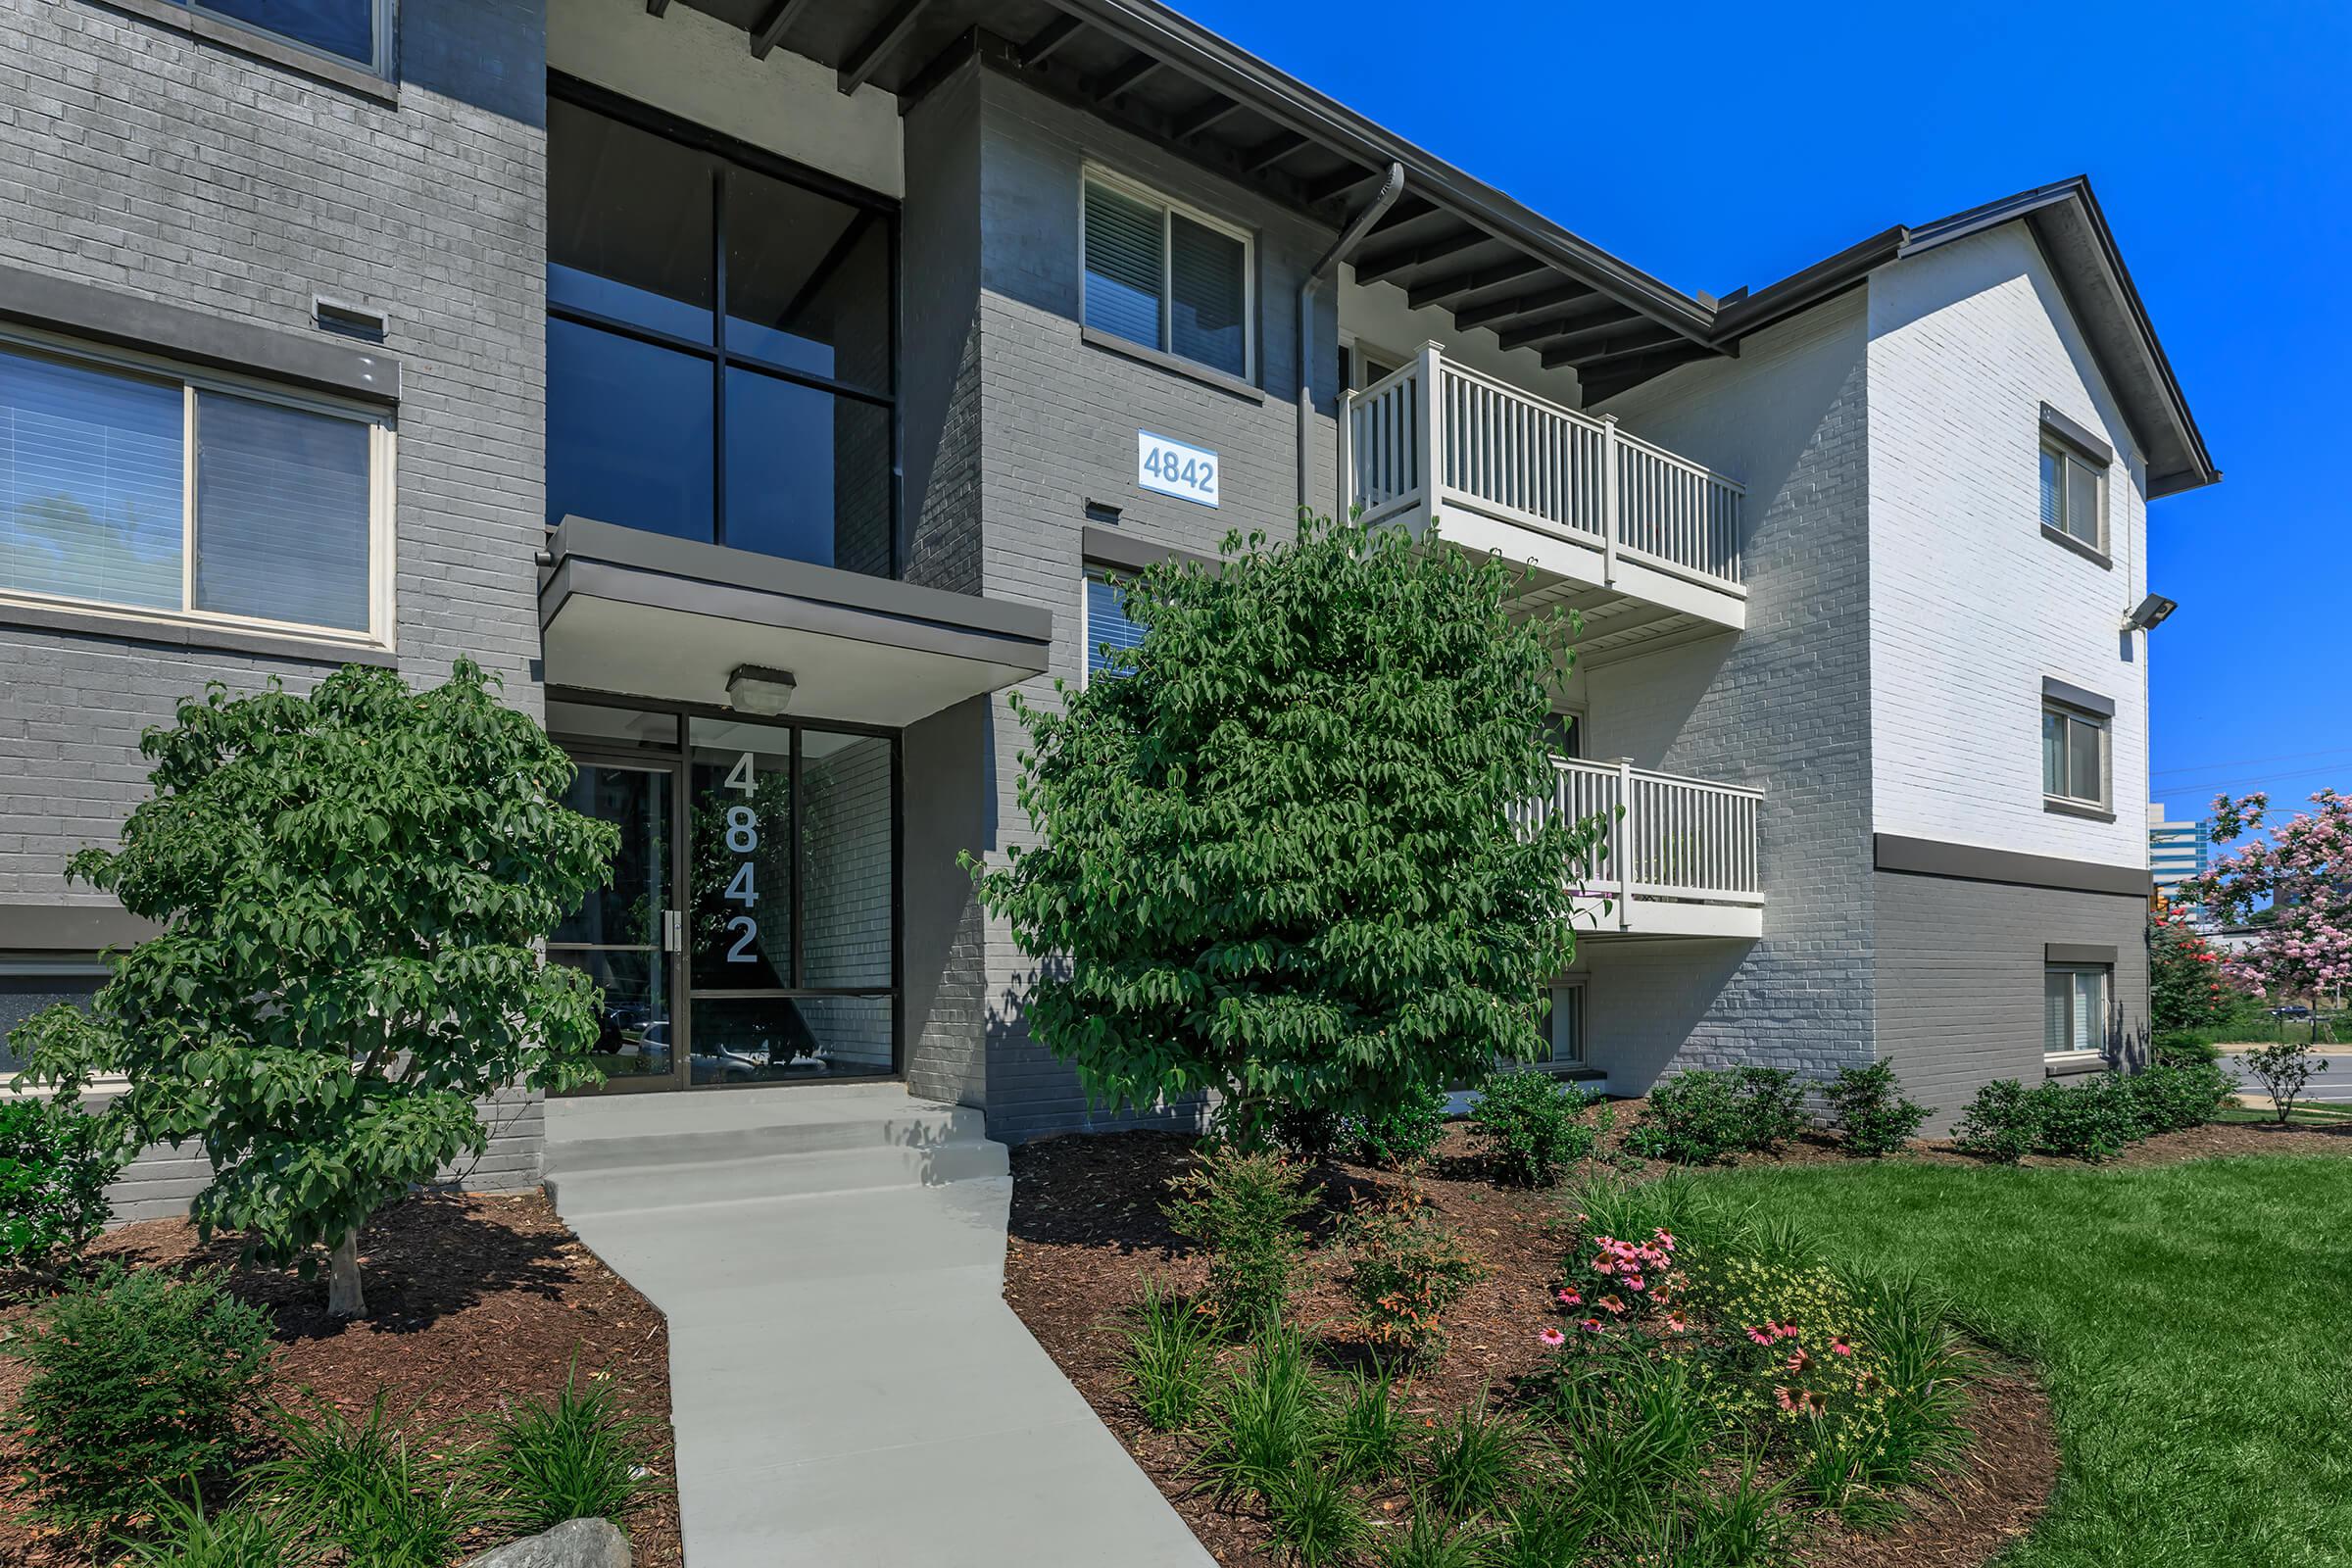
[14,662,616,1315]
[967,516,1601,1145]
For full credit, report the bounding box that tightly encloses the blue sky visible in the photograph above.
[1179,0,2350,823]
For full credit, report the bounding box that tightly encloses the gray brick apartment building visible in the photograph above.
[0,0,2218,1206]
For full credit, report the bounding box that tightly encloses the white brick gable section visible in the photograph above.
[1864,225,2150,869]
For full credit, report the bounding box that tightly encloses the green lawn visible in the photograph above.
[1703,1155,2352,1568]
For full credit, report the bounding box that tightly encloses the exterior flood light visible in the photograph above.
[2122,593,2178,633]
[726,663,797,716]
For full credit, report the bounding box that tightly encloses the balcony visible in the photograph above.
[1526,760,1765,939]
[1344,346,1746,654]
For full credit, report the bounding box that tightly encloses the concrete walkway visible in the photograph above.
[544,1084,1212,1568]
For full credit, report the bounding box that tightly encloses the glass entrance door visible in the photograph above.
[548,760,679,1090]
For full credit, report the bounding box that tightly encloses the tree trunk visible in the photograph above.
[327,1232,367,1318]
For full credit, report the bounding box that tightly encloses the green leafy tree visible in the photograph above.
[2148,914,2236,1033]
[12,662,616,1316]
[966,516,1599,1143]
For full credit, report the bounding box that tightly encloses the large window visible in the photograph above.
[0,334,389,641]
[1548,981,1586,1067]
[2041,698,2110,809]
[2039,436,2106,552]
[171,0,390,72]
[1083,171,1254,381]
[547,93,897,576]
[2044,963,2110,1058]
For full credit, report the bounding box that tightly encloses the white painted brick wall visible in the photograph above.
[1865,226,2151,868]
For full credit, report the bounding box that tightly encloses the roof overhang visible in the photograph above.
[664,0,1726,383]
[539,517,1052,727]
[1706,177,2219,497]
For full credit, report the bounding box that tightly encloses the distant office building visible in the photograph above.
[2149,803,2210,903]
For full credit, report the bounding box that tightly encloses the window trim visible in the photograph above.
[93,0,400,95]
[2040,695,2111,814]
[1080,164,1257,384]
[2043,960,2112,1060]
[0,322,397,651]
[186,0,395,78]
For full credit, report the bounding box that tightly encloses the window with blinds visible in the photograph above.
[2044,964,2110,1056]
[2039,438,2105,551]
[0,337,385,639]
[1082,172,1253,380]
[1084,570,1146,682]
[2041,699,2109,808]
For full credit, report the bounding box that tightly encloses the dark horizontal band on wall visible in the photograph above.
[1875,833,2150,899]
[0,260,400,406]
[0,902,157,954]
[1082,524,1220,575]
[2039,402,2114,467]
[2041,675,2115,717]
[2047,942,2119,964]
[0,598,400,668]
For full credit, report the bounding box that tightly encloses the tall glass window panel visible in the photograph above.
[2067,716,2103,805]
[2037,448,2062,532]
[194,392,370,631]
[2043,968,2070,1054]
[689,721,793,991]
[1548,983,1585,1065]
[1085,572,1144,679]
[797,995,893,1074]
[0,345,182,612]
[196,0,381,67]
[2065,458,2102,547]
[798,731,893,991]
[552,764,670,951]
[725,168,891,396]
[547,318,715,539]
[0,962,106,1076]
[2041,710,2067,797]
[723,370,892,573]
[1170,214,1248,376]
[547,101,715,345]
[1083,180,1164,351]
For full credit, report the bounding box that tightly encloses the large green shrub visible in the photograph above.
[1821,1061,1932,1158]
[1341,1081,1452,1169]
[1955,1067,2230,1163]
[1952,1079,2039,1164]
[7,1264,272,1529]
[1165,1146,1315,1334]
[2031,1075,2139,1162]
[0,1097,125,1271]
[965,517,1600,1145]
[9,662,617,1316]
[2121,1061,2237,1135]
[1468,1071,1606,1187]
[1626,1066,1808,1165]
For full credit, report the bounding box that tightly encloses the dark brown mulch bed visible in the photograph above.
[0,1193,679,1568]
[1003,1123,2059,1568]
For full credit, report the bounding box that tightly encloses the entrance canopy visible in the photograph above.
[539,516,1053,727]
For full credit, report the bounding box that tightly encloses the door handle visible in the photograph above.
[662,909,683,953]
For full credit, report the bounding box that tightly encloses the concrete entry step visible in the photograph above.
[544,1082,984,1176]
[541,1082,1212,1567]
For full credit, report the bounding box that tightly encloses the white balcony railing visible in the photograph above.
[1344,344,1744,591]
[1521,758,1764,929]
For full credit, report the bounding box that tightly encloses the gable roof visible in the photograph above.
[1707,177,2220,497]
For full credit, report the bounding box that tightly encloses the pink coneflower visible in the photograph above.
[1774,1386,1797,1412]
[1624,1274,1645,1293]
[1597,1295,1627,1316]
[1557,1289,1583,1306]
[1539,1327,1566,1348]
[1579,1317,1602,1333]
[1746,1327,1775,1347]
[1831,1341,1854,1357]
[1786,1348,1811,1374]
[1664,1313,1689,1334]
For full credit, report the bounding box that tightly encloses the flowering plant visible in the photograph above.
[1338,1186,1486,1361]
[2180,791,2351,1030]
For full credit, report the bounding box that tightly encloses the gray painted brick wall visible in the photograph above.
[0,0,551,917]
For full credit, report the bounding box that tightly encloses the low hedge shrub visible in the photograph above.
[1627,1066,1809,1165]
[1165,1145,1315,1334]
[1821,1061,1932,1158]
[1468,1071,1607,1187]
[7,1264,272,1530]
[1955,1062,2237,1163]
[0,1097,126,1274]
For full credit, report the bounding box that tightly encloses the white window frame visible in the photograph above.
[2044,962,2111,1059]
[1339,331,1408,394]
[2039,436,2107,553]
[0,323,397,651]
[2041,697,2110,811]
[1542,705,1587,763]
[186,0,395,77]
[1548,978,1587,1067]
[1080,165,1257,382]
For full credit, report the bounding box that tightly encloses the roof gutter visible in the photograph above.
[1298,162,1404,515]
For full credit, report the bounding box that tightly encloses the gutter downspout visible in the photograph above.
[1298,163,1405,515]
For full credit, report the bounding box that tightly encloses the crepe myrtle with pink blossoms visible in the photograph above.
[2180,790,2352,1030]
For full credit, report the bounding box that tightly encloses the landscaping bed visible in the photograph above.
[1004,1126,2055,1568]
[0,1193,679,1567]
